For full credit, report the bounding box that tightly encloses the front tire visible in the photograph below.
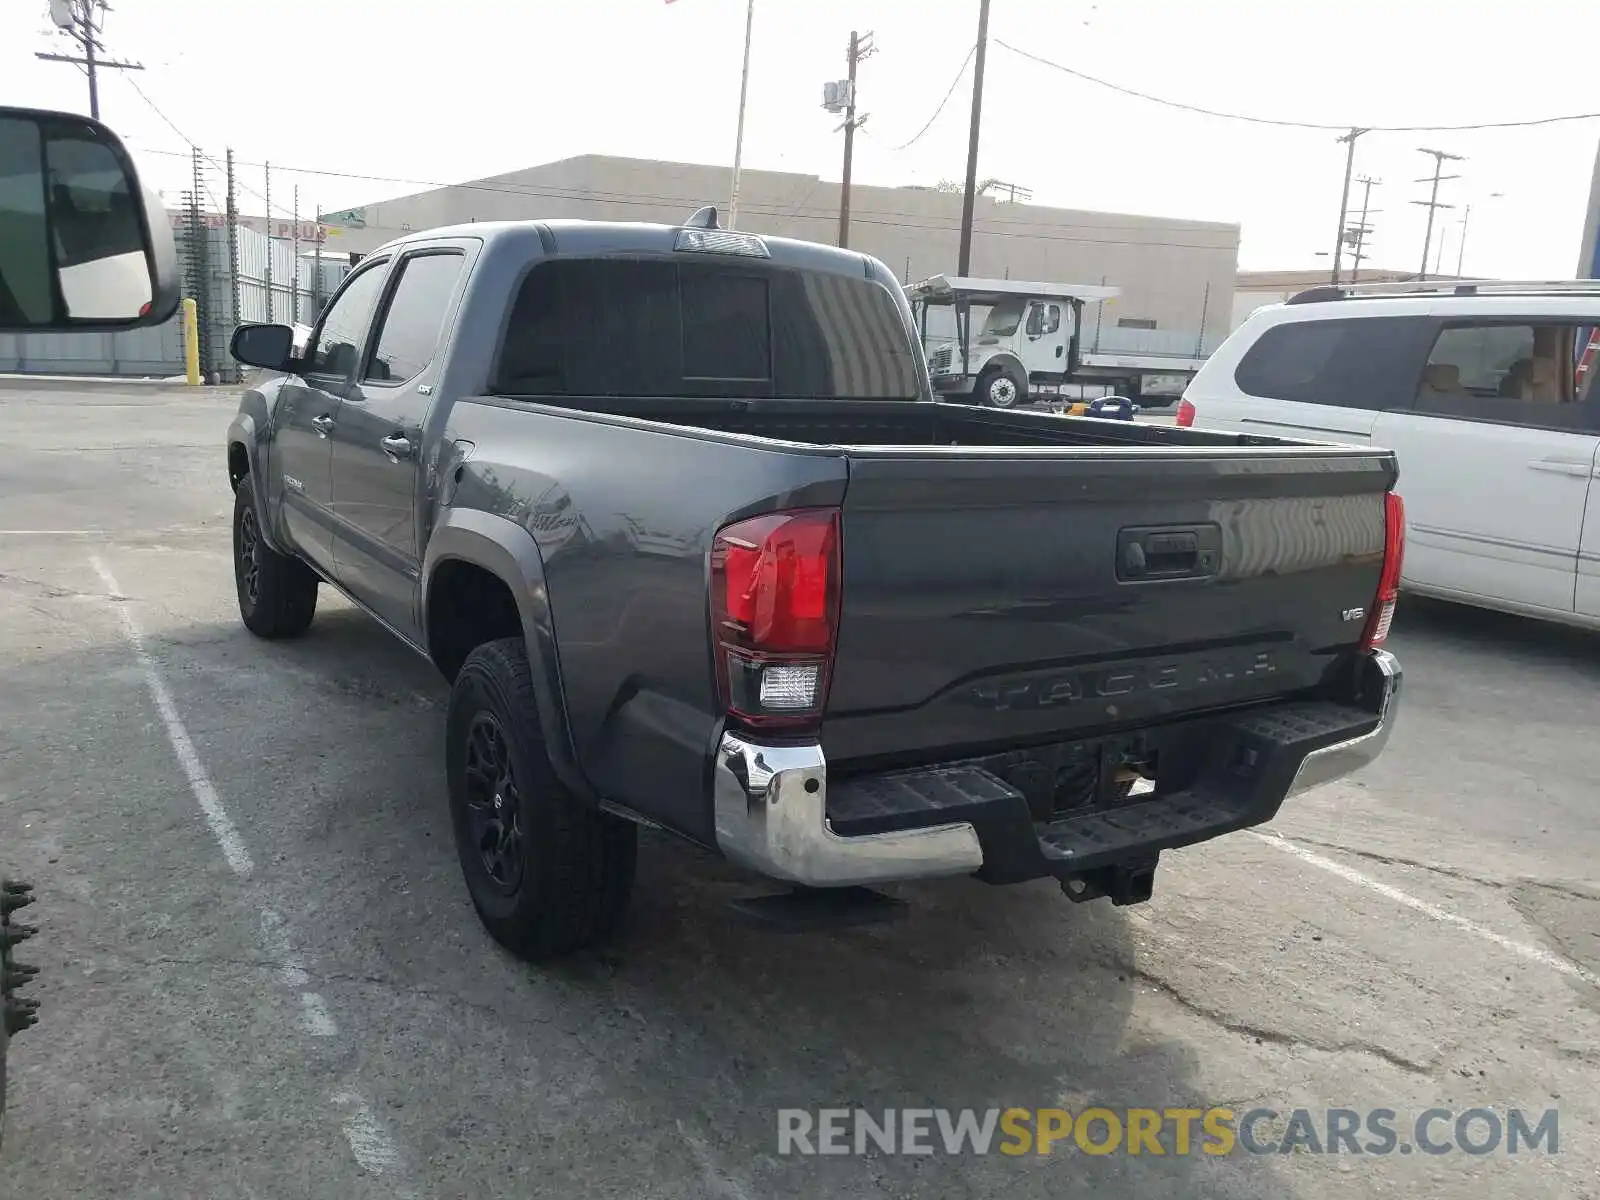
[446,638,636,962]
[233,476,318,639]
[976,365,1026,408]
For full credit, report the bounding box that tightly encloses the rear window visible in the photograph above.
[1233,315,1433,411]
[494,257,920,400]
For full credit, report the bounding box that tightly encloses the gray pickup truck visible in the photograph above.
[225,211,1404,961]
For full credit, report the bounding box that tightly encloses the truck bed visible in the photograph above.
[497,393,1279,450]
[464,393,1393,796]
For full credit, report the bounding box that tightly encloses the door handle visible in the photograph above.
[311,414,335,437]
[1527,459,1591,478]
[380,433,414,461]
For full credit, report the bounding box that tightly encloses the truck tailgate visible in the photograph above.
[822,446,1395,767]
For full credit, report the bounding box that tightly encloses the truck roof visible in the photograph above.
[904,274,1122,305]
[367,218,894,282]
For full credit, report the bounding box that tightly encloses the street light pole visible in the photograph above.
[727,0,756,229]
[1455,193,1501,277]
[957,0,992,276]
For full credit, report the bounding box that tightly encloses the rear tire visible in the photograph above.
[976,365,1026,409]
[233,475,318,639]
[446,638,636,962]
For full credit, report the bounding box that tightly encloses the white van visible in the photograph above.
[1179,281,1600,629]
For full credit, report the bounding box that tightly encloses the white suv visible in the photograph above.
[1178,281,1600,629]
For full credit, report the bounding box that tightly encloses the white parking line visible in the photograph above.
[1251,830,1600,988]
[90,555,254,877]
[89,554,414,1188]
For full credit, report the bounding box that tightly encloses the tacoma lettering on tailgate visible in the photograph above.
[959,649,1279,712]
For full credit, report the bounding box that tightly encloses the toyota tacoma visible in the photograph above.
[224,210,1404,960]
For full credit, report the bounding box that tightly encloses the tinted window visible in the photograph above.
[1233,315,1432,411]
[1414,321,1600,432]
[495,258,919,399]
[681,270,769,380]
[308,263,388,378]
[365,252,464,383]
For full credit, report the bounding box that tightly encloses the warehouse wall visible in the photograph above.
[323,155,1241,356]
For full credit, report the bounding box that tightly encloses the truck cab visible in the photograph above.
[907,274,1119,409]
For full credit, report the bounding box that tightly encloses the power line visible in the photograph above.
[992,38,1600,133]
[121,77,295,220]
[883,44,975,151]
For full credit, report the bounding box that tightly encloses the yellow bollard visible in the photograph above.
[181,297,201,386]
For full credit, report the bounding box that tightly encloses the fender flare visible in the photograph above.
[225,412,292,556]
[421,508,595,804]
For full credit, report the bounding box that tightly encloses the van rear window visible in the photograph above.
[1233,315,1434,411]
[493,257,920,400]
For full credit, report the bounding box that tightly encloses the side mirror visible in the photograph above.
[230,323,296,372]
[0,106,181,333]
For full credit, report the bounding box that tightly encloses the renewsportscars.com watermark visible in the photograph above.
[777,1107,1560,1157]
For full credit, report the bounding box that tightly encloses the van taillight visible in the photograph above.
[1361,493,1406,650]
[1175,398,1196,427]
[710,507,841,732]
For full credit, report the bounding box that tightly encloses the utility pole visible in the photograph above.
[1329,128,1367,283]
[36,0,143,120]
[957,0,992,276]
[986,181,1032,203]
[834,30,875,248]
[1348,175,1380,281]
[1413,147,1463,281]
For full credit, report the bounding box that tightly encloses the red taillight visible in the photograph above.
[1175,398,1196,427]
[1361,493,1406,650]
[710,507,841,731]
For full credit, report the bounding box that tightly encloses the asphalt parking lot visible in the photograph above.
[1,381,1597,1200]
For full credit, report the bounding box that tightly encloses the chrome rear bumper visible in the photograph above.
[712,734,983,888]
[711,649,1401,889]
[1286,649,1401,797]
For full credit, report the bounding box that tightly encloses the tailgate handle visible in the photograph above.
[1117,524,1221,582]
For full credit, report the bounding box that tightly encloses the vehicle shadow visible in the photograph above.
[71,604,1298,1199]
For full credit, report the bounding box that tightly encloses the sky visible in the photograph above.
[5,0,1600,279]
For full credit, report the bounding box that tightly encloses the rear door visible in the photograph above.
[1372,318,1600,615]
[329,243,469,639]
[1191,313,1431,445]
[270,258,391,574]
[822,443,1396,766]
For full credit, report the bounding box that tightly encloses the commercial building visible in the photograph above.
[320,154,1241,360]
